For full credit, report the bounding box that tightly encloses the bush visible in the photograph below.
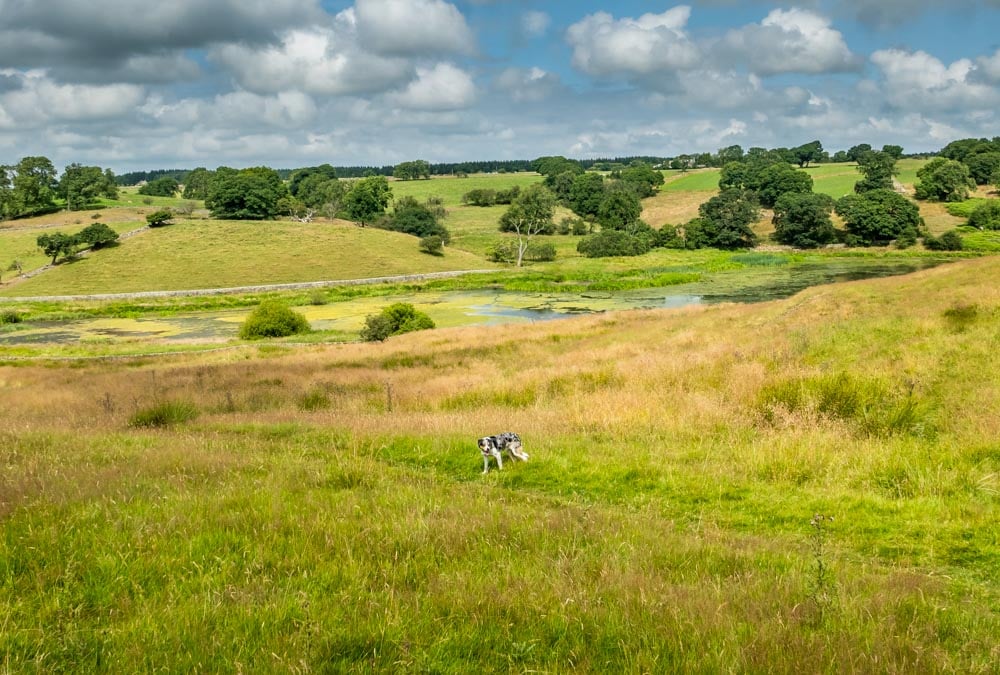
[146,209,174,227]
[138,177,180,197]
[576,230,651,258]
[462,189,496,206]
[76,222,119,249]
[925,230,964,251]
[967,200,1000,230]
[0,309,22,325]
[239,300,311,340]
[129,400,199,428]
[360,303,435,342]
[419,235,444,255]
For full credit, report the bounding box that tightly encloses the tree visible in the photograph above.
[544,170,577,202]
[717,145,744,164]
[76,222,119,249]
[206,167,287,220]
[0,165,12,220]
[791,140,824,168]
[754,163,814,208]
[296,173,345,216]
[616,162,664,198]
[846,143,872,162]
[914,158,975,202]
[881,144,904,160]
[835,190,920,246]
[597,188,642,231]
[964,152,1000,185]
[289,164,338,196]
[37,232,77,264]
[343,175,392,226]
[569,172,605,222]
[181,167,215,200]
[695,189,760,249]
[393,160,431,181]
[772,192,836,248]
[138,176,180,197]
[854,150,898,193]
[462,188,497,206]
[58,164,118,210]
[10,156,58,217]
[497,184,556,266]
[532,156,583,177]
[379,197,450,242]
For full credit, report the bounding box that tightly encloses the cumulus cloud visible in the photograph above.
[354,0,476,56]
[212,20,413,96]
[565,7,699,77]
[494,67,563,102]
[870,48,1000,110]
[388,63,476,110]
[0,71,145,129]
[0,0,323,81]
[720,9,861,75]
[975,49,1000,84]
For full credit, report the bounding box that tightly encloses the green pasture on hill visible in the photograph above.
[0,220,142,280]
[1,219,491,296]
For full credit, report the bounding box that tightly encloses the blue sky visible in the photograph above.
[1,0,999,171]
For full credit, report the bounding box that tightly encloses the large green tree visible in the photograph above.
[962,152,1000,186]
[616,162,664,198]
[58,164,118,210]
[597,188,642,232]
[343,175,392,226]
[914,158,975,202]
[772,192,836,248]
[36,232,77,264]
[835,189,920,246]
[393,160,431,181]
[569,172,606,222]
[791,140,824,168]
[692,189,759,249]
[206,167,287,220]
[181,167,215,200]
[10,156,58,217]
[498,184,556,267]
[138,176,180,197]
[854,150,898,193]
[754,163,814,208]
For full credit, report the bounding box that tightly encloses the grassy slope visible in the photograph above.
[1,220,144,279]
[1,256,998,671]
[1,219,491,296]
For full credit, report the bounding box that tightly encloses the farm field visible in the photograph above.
[1,255,998,671]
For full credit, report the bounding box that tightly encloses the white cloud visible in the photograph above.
[565,7,699,77]
[212,21,413,96]
[720,9,860,75]
[870,48,1000,110]
[495,67,562,102]
[975,48,1000,83]
[0,71,145,128]
[389,63,476,110]
[355,0,476,56]
[521,11,550,38]
[141,90,318,130]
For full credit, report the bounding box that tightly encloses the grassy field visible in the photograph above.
[1,256,998,671]
[390,173,543,207]
[1,219,491,296]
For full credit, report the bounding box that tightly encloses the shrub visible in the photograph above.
[462,189,496,206]
[308,289,328,305]
[419,235,444,255]
[146,209,174,227]
[967,200,1000,230]
[576,230,651,258]
[76,222,119,249]
[138,176,180,197]
[129,400,199,428]
[925,230,964,251]
[0,309,22,325]
[239,300,311,340]
[489,240,557,263]
[360,303,435,342]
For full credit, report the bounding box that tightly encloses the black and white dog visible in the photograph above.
[478,432,529,474]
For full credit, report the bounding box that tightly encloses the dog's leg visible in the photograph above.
[492,448,503,471]
[483,454,490,474]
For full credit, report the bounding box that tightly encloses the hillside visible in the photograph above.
[1,256,997,671]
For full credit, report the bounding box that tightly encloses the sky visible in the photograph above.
[1,0,999,172]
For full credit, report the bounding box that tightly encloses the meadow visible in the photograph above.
[1,255,998,671]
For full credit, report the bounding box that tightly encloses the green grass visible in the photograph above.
[1,220,491,296]
[0,220,144,279]
[660,169,722,192]
[2,256,1000,671]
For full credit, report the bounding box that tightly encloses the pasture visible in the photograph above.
[1,255,998,671]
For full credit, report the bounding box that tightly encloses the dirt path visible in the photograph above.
[1,268,498,303]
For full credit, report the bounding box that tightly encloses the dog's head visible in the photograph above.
[477,437,494,453]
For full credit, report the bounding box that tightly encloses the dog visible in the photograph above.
[478,432,529,474]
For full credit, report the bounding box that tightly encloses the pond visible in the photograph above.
[0,258,949,345]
